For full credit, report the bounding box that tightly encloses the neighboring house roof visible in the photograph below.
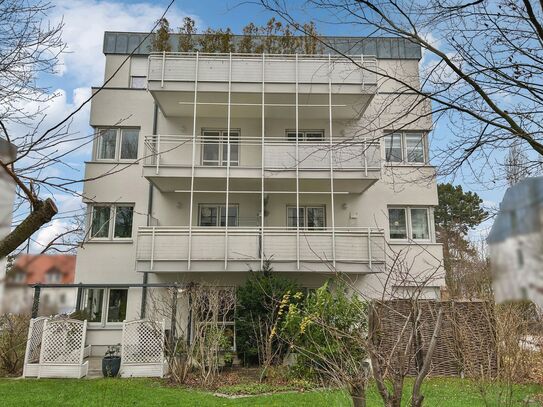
[9,255,76,284]
[103,31,422,59]
[487,176,543,244]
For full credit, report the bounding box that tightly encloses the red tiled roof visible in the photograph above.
[12,255,76,284]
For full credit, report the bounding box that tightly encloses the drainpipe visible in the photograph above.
[141,102,159,318]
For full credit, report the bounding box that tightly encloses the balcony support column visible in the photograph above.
[295,54,300,271]
[260,53,265,269]
[328,55,336,268]
[187,52,199,270]
[224,53,233,270]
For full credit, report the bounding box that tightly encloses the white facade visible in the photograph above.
[75,33,444,352]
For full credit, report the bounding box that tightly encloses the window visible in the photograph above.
[201,130,239,166]
[287,206,326,229]
[410,208,430,240]
[80,288,128,325]
[388,208,407,239]
[388,207,431,240]
[286,130,324,142]
[95,128,139,161]
[45,269,62,284]
[107,289,128,322]
[90,204,134,239]
[130,76,146,89]
[384,132,426,163]
[199,205,239,227]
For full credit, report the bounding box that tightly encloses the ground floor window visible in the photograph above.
[80,288,128,326]
[287,205,326,229]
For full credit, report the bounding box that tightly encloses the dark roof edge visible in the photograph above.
[103,31,422,60]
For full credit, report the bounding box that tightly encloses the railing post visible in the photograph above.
[31,286,41,318]
[156,134,161,175]
[260,53,266,269]
[161,50,166,88]
[368,228,373,270]
[328,54,336,269]
[364,138,368,177]
[150,226,156,271]
[224,52,233,270]
[295,53,300,271]
[188,52,200,270]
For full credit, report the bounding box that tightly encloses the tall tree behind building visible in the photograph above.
[435,183,488,298]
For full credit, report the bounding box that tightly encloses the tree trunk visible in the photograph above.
[0,198,57,258]
[349,382,366,407]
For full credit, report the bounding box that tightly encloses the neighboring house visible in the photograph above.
[0,137,17,312]
[488,177,543,307]
[72,32,444,354]
[3,255,77,314]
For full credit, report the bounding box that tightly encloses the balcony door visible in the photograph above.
[201,130,239,166]
[198,204,239,227]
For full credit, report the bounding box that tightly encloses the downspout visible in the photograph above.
[140,102,159,318]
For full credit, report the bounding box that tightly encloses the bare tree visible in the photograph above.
[260,0,543,185]
[0,0,175,259]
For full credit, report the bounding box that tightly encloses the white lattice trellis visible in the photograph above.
[22,317,47,377]
[40,318,86,364]
[120,319,166,377]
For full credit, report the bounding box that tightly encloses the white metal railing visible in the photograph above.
[143,135,381,173]
[136,226,385,269]
[148,52,378,86]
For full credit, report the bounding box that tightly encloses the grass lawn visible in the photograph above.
[0,377,541,406]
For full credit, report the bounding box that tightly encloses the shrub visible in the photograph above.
[236,260,302,367]
[0,314,30,376]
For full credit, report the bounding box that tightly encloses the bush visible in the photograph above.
[280,281,368,384]
[0,314,30,376]
[236,260,302,366]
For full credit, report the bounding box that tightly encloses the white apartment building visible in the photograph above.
[74,32,444,351]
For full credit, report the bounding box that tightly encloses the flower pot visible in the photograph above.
[102,356,121,377]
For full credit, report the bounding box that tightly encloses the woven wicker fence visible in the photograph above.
[374,300,497,377]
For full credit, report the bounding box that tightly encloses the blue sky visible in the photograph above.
[23,0,500,250]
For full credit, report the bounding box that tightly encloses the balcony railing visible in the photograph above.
[135,226,385,272]
[148,52,378,87]
[143,135,381,174]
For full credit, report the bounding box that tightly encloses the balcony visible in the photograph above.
[146,53,377,119]
[135,226,385,273]
[142,135,381,193]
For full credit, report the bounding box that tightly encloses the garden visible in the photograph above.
[2,261,543,406]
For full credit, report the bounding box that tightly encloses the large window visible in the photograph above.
[287,206,326,229]
[384,132,426,164]
[388,207,431,240]
[80,288,128,325]
[90,204,134,239]
[198,204,239,227]
[201,130,239,166]
[95,128,139,161]
[286,130,324,142]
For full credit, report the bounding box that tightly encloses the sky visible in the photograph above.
[20,0,501,250]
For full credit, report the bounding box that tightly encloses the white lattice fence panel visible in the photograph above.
[40,319,86,365]
[26,317,46,364]
[122,320,164,364]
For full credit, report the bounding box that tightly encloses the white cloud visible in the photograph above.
[52,0,199,85]
[31,219,71,252]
